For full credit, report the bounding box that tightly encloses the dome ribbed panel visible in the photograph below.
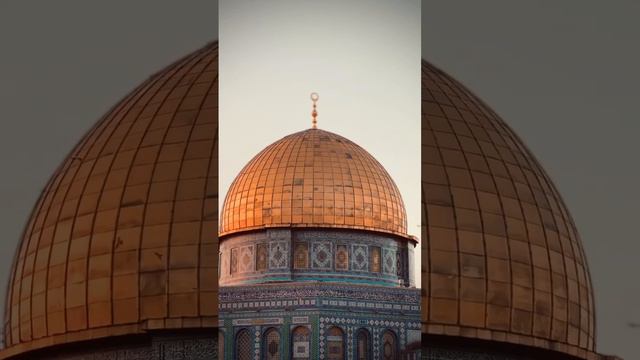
[220,129,408,238]
[2,42,218,358]
[421,60,596,358]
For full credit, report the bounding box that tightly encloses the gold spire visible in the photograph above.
[310,92,319,129]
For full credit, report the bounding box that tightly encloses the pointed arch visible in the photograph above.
[291,326,311,359]
[327,326,345,360]
[263,327,281,360]
[235,328,252,360]
[381,330,398,360]
[356,328,371,360]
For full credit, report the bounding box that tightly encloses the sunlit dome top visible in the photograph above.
[220,128,409,239]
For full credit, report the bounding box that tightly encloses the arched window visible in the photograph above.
[327,326,345,360]
[219,331,225,359]
[292,326,311,359]
[370,246,381,272]
[235,329,252,360]
[263,328,281,360]
[231,248,239,274]
[381,330,398,360]
[294,243,309,269]
[336,244,349,270]
[257,243,268,271]
[356,328,371,360]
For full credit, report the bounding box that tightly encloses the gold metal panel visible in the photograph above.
[421,60,597,357]
[1,42,218,357]
[220,128,408,237]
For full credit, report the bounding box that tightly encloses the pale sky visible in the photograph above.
[219,0,422,282]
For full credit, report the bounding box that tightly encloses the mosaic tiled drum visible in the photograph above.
[0,42,219,359]
[219,128,422,359]
[420,60,616,359]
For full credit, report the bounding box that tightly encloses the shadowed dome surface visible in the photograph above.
[1,42,218,358]
[421,60,597,358]
[220,128,409,238]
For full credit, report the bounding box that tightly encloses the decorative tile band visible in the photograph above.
[220,228,416,287]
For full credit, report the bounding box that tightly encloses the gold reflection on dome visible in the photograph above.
[220,128,408,237]
[421,59,597,357]
[1,42,218,359]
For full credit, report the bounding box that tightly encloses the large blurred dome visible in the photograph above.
[1,42,218,359]
[421,60,598,359]
[220,128,409,238]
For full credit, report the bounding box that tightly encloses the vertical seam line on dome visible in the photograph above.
[446,73,523,338]
[11,102,93,342]
[428,63,515,337]
[93,46,198,333]
[250,131,282,229]
[240,138,273,230]
[350,134,403,234]
[227,138,256,232]
[33,62,156,342]
[226,130,280,234]
[352,136,392,233]
[420,65,432,319]
[6,157,56,343]
[279,129,297,226]
[461,81,564,344]
[490,109,588,347]
[248,133,274,229]
[428,63,516,337]
[309,130,319,227]
[2,115,71,345]
[303,131,314,226]
[420,64,433,327]
[505,116,596,348]
[112,50,197,329]
[463,102,530,337]
[326,131,339,227]
[294,131,309,227]
[454,69,565,345]
[89,44,202,333]
[132,47,213,326]
[481,110,559,341]
[374,141,407,233]
[73,75,157,334]
[350,136,367,229]
[163,49,217,325]
[29,47,158,343]
[286,128,305,226]
[263,128,290,228]
[271,128,303,231]
[425,80,466,331]
[10,94,100,343]
[197,53,219,324]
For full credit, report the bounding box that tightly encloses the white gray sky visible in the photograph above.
[219,0,422,280]
[0,1,637,358]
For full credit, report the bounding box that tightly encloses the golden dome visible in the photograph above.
[421,60,597,358]
[1,42,218,358]
[220,128,409,238]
